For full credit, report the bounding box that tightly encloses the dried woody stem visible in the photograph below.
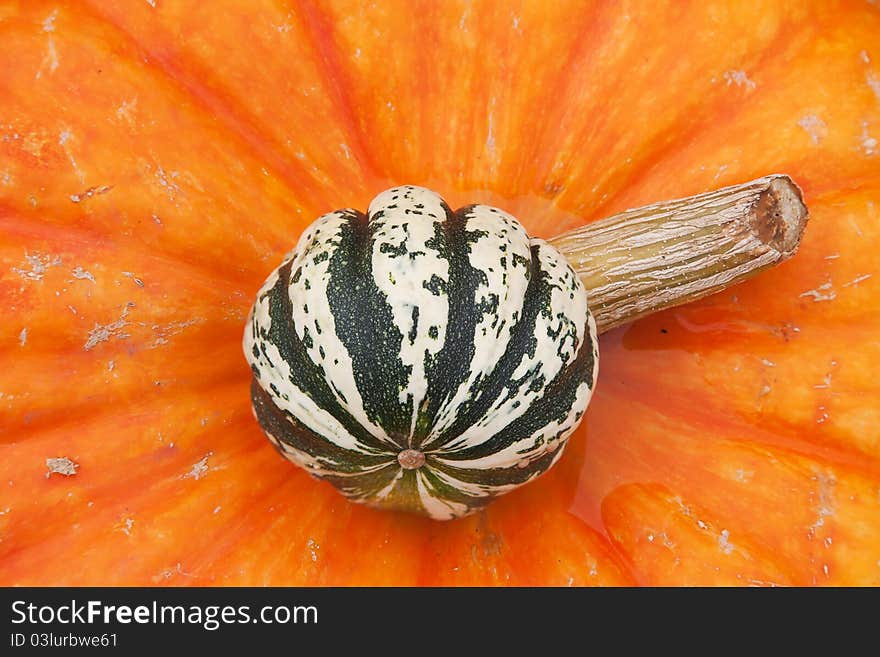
[548,175,809,333]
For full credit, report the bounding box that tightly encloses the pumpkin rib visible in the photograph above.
[0,382,257,485]
[508,0,624,198]
[75,0,344,213]
[599,15,880,215]
[596,372,880,481]
[1,343,248,443]
[436,1,604,194]
[474,428,642,586]
[0,405,266,547]
[604,320,880,468]
[290,0,426,187]
[0,352,248,441]
[0,427,289,586]
[166,465,332,586]
[810,181,880,205]
[419,504,641,585]
[293,0,386,184]
[0,200,293,289]
[511,2,811,221]
[580,18,815,223]
[579,387,880,585]
[307,0,614,196]
[601,483,799,586]
[1,223,250,437]
[197,457,434,586]
[0,210,264,289]
[80,0,383,212]
[0,1,317,271]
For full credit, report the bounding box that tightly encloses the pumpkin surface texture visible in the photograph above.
[1,0,879,586]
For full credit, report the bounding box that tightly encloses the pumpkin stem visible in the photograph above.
[548,175,808,333]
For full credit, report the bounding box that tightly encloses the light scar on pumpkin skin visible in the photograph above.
[485,99,497,161]
[809,468,837,581]
[799,281,837,302]
[150,318,202,347]
[122,271,145,287]
[307,539,319,563]
[84,303,134,351]
[70,185,113,204]
[148,164,186,206]
[82,296,202,350]
[734,468,755,484]
[868,77,880,103]
[849,215,864,237]
[860,121,878,156]
[117,517,135,536]
[181,452,214,481]
[810,469,837,533]
[797,114,827,145]
[155,563,194,582]
[12,253,62,282]
[116,98,138,125]
[58,130,86,184]
[45,456,78,478]
[843,273,872,287]
[645,530,676,549]
[712,164,729,183]
[71,266,96,283]
[35,10,59,81]
[671,495,747,558]
[722,69,757,90]
[864,54,880,99]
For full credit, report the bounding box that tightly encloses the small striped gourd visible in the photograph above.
[244,186,598,520]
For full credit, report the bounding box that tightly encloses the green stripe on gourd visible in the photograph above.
[244,185,597,520]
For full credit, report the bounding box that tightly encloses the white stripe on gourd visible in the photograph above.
[366,187,451,440]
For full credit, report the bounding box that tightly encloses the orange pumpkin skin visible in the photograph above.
[1,0,879,586]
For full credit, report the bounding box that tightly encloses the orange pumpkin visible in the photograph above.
[1,0,879,586]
